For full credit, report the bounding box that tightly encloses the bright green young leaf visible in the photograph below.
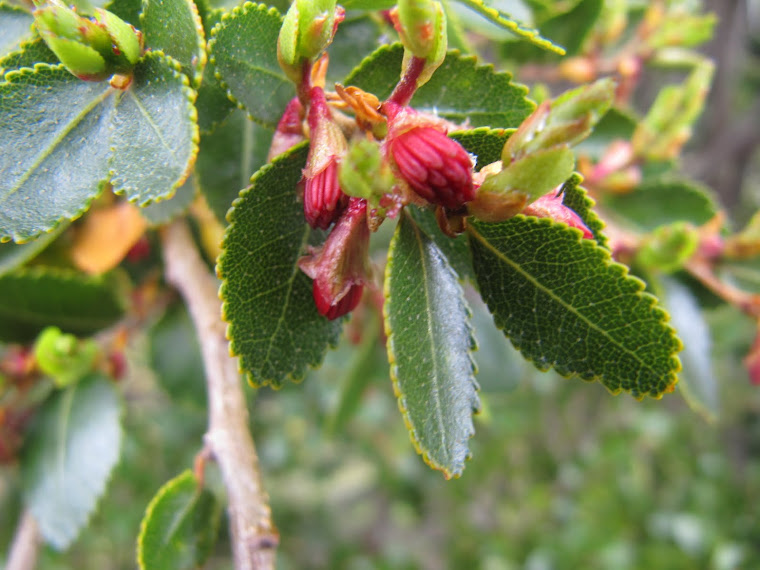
[0,64,113,242]
[209,2,295,128]
[602,178,718,232]
[219,143,343,387]
[109,52,199,206]
[195,7,235,133]
[137,470,222,570]
[196,109,273,223]
[140,175,197,225]
[454,0,565,54]
[21,374,122,550]
[0,267,126,342]
[660,276,718,421]
[0,3,34,58]
[0,38,58,76]
[345,44,535,128]
[560,173,608,248]
[450,127,512,170]
[140,0,206,83]
[384,212,480,477]
[340,0,395,9]
[468,216,682,398]
[0,223,66,277]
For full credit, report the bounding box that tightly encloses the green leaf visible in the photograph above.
[219,142,342,387]
[384,212,480,477]
[209,2,295,128]
[196,109,272,223]
[137,470,221,570]
[346,44,535,128]
[140,0,206,83]
[149,303,206,407]
[0,53,197,242]
[105,0,143,26]
[407,205,474,283]
[327,14,383,84]
[340,0,395,8]
[108,52,199,206]
[0,3,34,58]
[660,276,718,421]
[0,267,126,343]
[454,0,565,54]
[450,127,512,170]
[195,7,235,133]
[560,173,608,248]
[0,223,66,276]
[21,374,122,550]
[601,178,718,232]
[468,216,682,398]
[140,174,197,225]
[0,64,113,242]
[0,37,59,76]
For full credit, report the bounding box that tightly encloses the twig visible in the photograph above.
[6,509,41,570]
[161,220,278,570]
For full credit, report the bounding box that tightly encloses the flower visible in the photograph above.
[522,191,593,239]
[299,197,370,320]
[303,86,348,229]
[382,101,474,210]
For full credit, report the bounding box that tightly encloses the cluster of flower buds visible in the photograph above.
[33,1,143,83]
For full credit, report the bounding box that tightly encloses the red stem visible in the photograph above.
[387,55,426,107]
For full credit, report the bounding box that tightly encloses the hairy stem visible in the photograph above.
[6,510,41,570]
[161,220,278,570]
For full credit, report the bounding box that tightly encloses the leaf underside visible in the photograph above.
[22,375,122,550]
[218,142,342,387]
[468,216,682,399]
[385,212,480,478]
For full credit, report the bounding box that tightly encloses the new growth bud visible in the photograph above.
[277,0,344,84]
[303,86,348,229]
[299,197,371,320]
[383,102,474,210]
[34,3,143,82]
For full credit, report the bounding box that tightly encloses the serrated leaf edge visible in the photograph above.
[383,212,480,478]
[207,2,286,129]
[559,172,610,249]
[468,215,682,399]
[216,142,341,388]
[0,63,111,243]
[108,51,200,207]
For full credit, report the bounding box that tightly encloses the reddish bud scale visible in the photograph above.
[523,192,594,239]
[303,86,347,229]
[314,280,363,320]
[384,102,474,209]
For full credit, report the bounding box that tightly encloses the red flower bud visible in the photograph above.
[303,86,348,229]
[523,191,593,239]
[299,197,370,320]
[383,102,474,210]
[268,97,305,161]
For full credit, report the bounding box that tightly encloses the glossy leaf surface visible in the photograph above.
[385,212,479,477]
[346,45,534,128]
[469,216,682,398]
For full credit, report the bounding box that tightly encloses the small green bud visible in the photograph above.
[395,0,447,89]
[636,222,699,273]
[277,0,342,84]
[34,326,100,388]
[339,139,395,207]
[34,4,143,81]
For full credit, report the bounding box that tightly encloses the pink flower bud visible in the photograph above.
[268,97,305,161]
[523,191,593,239]
[303,86,348,229]
[299,197,371,320]
[383,102,474,210]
